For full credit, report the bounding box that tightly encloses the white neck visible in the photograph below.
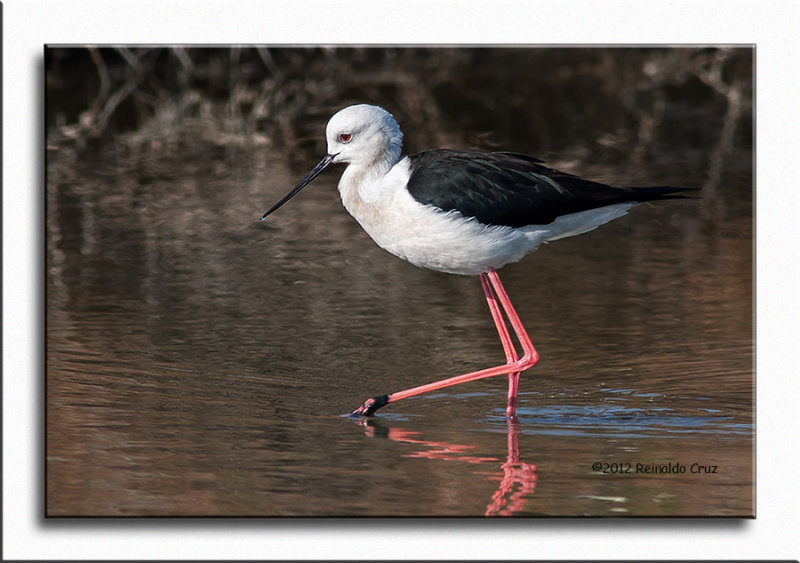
[338,151,401,211]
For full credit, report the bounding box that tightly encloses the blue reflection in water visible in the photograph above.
[477,403,752,438]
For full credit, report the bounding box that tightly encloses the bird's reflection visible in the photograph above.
[351,417,537,516]
[480,420,538,516]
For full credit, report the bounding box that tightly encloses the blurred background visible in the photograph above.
[45,46,753,517]
[47,46,751,176]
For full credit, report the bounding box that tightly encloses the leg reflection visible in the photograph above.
[352,418,537,516]
[483,419,538,516]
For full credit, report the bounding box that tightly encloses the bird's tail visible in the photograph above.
[629,186,700,202]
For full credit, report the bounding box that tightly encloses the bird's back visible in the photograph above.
[405,150,697,228]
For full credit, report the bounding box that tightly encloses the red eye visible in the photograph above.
[339,133,352,143]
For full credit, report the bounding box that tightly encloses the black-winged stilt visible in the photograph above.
[261,104,696,417]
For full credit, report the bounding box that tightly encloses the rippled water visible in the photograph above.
[46,49,753,517]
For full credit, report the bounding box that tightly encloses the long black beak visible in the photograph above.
[260,154,336,221]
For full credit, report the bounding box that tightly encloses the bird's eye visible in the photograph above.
[339,133,352,143]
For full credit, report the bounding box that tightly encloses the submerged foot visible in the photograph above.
[350,394,390,417]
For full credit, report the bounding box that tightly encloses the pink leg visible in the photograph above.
[486,268,538,416]
[351,268,539,416]
[481,274,522,417]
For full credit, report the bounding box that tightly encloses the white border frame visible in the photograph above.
[5,0,798,559]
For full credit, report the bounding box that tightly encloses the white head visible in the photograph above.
[260,104,403,220]
[326,104,403,166]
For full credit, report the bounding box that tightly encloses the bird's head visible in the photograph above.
[325,104,403,166]
[260,104,402,221]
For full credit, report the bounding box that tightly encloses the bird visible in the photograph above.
[260,104,697,417]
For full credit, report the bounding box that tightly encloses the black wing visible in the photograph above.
[405,150,696,228]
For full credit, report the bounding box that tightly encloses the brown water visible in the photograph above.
[46,47,753,517]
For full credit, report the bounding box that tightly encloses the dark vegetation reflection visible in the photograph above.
[46,47,753,517]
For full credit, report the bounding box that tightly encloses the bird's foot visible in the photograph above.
[350,394,390,417]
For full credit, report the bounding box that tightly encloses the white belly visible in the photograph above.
[338,158,635,276]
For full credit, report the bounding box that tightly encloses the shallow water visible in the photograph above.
[46,48,753,517]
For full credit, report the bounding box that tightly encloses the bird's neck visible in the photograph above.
[338,152,402,222]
